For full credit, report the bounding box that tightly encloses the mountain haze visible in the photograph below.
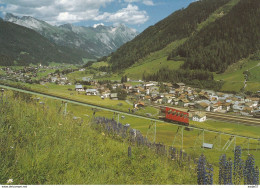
[4,13,138,57]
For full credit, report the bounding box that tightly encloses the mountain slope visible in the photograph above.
[0,21,91,66]
[170,0,260,73]
[108,0,230,71]
[5,14,138,57]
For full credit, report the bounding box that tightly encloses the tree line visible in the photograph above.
[143,68,223,91]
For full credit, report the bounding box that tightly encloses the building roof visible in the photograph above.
[110,93,118,98]
[75,85,83,89]
[197,102,209,108]
[86,89,97,92]
[193,112,206,118]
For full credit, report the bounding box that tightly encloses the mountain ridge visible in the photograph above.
[4,13,138,58]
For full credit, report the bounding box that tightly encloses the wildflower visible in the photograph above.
[10,146,14,149]
[7,179,13,184]
[101,132,105,136]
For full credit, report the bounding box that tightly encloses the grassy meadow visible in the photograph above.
[214,59,260,92]
[0,90,197,185]
[1,88,259,185]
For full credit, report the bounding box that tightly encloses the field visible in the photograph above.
[0,90,197,184]
[67,71,93,82]
[96,39,186,81]
[1,83,260,170]
[123,39,186,79]
[214,59,260,92]
[2,81,260,139]
[196,0,240,32]
[1,89,259,185]
[91,61,109,69]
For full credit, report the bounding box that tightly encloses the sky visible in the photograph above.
[0,0,196,32]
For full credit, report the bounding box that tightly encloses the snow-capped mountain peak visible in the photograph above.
[4,13,139,57]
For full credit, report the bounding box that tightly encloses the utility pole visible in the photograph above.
[248,138,250,154]
[181,126,184,151]
[202,129,205,150]
[64,102,67,116]
[154,121,156,143]
[234,136,236,151]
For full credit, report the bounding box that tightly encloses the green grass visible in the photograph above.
[99,39,186,80]
[196,0,240,32]
[248,63,260,82]
[67,71,93,82]
[1,89,259,185]
[124,39,187,80]
[221,82,244,93]
[214,59,260,92]
[34,69,55,80]
[91,61,109,69]
[245,82,260,92]
[0,91,196,185]
[0,69,5,75]
[3,80,260,139]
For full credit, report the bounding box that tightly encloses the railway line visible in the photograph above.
[206,112,260,126]
[0,84,260,141]
[151,104,260,127]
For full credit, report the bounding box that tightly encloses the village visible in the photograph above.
[1,65,260,122]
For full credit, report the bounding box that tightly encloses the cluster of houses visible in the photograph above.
[74,80,260,119]
[0,66,74,85]
[1,65,259,120]
[75,84,119,100]
[0,67,39,83]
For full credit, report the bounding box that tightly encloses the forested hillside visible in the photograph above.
[169,0,260,73]
[108,0,230,71]
[0,21,94,66]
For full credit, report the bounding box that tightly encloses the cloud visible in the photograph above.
[95,4,149,25]
[124,0,154,6]
[93,23,104,28]
[0,0,114,24]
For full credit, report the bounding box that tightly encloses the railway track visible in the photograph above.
[206,112,260,126]
[151,104,260,126]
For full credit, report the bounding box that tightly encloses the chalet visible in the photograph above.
[145,96,151,101]
[195,102,211,112]
[212,102,223,112]
[192,112,207,122]
[51,77,58,83]
[123,83,133,90]
[101,90,111,98]
[144,83,156,89]
[134,102,145,108]
[243,106,254,114]
[169,90,176,95]
[222,102,231,112]
[178,99,189,107]
[86,89,98,95]
[110,93,118,100]
[173,83,185,88]
[75,85,84,92]
[232,104,244,112]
